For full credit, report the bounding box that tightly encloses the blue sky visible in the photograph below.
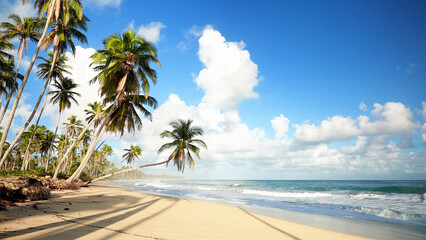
[1,0,425,179]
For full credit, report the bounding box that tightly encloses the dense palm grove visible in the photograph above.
[0,0,207,183]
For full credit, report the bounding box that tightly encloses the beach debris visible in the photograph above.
[0,177,50,202]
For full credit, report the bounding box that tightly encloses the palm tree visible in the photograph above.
[158,119,207,172]
[67,30,160,182]
[20,51,70,167]
[89,120,207,184]
[64,115,83,140]
[2,51,71,168]
[46,77,80,157]
[0,14,42,107]
[52,102,103,179]
[0,59,22,121]
[0,0,84,161]
[122,145,142,165]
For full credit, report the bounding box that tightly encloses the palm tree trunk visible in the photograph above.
[66,121,110,182]
[0,5,54,167]
[0,91,14,125]
[52,116,96,179]
[45,110,61,166]
[88,159,172,184]
[0,50,59,169]
[21,82,52,169]
[0,92,4,111]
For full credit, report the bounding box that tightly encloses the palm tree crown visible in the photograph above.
[158,119,207,172]
[122,144,142,165]
[90,29,160,106]
[48,77,80,112]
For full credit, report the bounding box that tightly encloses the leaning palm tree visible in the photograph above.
[46,77,80,158]
[88,119,207,184]
[68,93,158,182]
[0,14,42,114]
[5,52,71,169]
[66,29,160,182]
[158,119,207,172]
[52,101,104,179]
[121,145,142,165]
[0,0,84,162]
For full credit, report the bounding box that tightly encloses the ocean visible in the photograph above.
[113,179,426,227]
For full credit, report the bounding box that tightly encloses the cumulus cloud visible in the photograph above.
[0,0,36,23]
[136,22,166,44]
[45,46,101,131]
[51,27,425,179]
[422,123,426,145]
[294,116,360,144]
[271,114,290,139]
[195,26,260,110]
[358,102,418,135]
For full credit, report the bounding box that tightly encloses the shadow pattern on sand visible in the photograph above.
[0,189,180,240]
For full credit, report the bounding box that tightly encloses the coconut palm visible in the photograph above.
[0,14,42,103]
[158,119,207,172]
[0,59,22,121]
[7,51,71,168]
[0,0,84,162]
[46,77,80,157]
[64,115,83,140]
[89,120,207,183]
[53,102,103,179]
[67,30,160,182]
[122,145,142,165]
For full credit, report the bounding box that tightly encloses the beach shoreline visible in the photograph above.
[0,182,378,240]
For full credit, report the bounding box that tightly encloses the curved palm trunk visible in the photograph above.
[88,159,172,184]
[0,52,59,168]
[0,5,54,167]
[52,116,96,179]
[0,91,14,125]
[66,121,110,182]
[45,110,61,168]
[21,83,52,170]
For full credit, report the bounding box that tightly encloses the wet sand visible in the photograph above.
[0,183,374,240]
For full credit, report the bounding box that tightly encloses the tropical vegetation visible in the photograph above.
[0,1,206,184]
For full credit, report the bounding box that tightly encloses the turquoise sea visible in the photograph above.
[113,179,426,227]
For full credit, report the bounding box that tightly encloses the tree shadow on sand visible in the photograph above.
[0,192,180,240]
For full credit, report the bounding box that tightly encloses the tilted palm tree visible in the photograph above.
[0,14,42,107]
[0,8,88,166]
[20,51,70,166]
[0,0,84,162]
[64,115,83,140]
[88,120,207,183]
[122,145,142,165]
[0,59,22,122]
[46,77,80,157]
[67,30,160,182]
[53,102,103,179]
[158,119,207,172]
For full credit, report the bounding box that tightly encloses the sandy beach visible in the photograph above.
[0,183,374,240]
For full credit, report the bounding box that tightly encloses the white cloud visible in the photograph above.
[359,102,418,135]
[0,0,36,23]
[359,102,367,111]
[294,116,360,144]
[84,0,122,8]
[195,26,260,110]
[422,123,426,145]
[271,114,290,139]
[421,102,426,119]
[45,46,101,131]
[136,22,166,44]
